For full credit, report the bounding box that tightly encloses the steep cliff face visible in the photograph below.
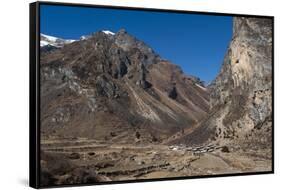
[40,29,209,143]
[174,17,272,147]
[210,17,272,141]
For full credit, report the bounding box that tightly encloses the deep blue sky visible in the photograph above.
[40,4,233,83]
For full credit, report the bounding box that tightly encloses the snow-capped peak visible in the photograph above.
[40,33,76,47]
[102,30,115,35]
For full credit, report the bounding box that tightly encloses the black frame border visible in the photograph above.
[30,2,41,188]
[29,1,274,189]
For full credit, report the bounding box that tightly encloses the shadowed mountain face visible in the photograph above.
[40,29,209,143]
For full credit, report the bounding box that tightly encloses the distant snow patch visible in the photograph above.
[102,30,115,35]
[80,35,89,40]
[40,40,50,47]
[66,39,76,43]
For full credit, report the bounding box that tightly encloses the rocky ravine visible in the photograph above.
[40,17,273,186]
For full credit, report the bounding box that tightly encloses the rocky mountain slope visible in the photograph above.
[177,17,272,148]
[40,29,209,144]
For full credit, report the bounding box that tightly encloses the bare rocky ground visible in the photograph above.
[40,137,271,185]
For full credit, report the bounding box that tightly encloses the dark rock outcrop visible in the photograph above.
[136,63,151,89]
[95,75,117,98]
[168,86,178,99]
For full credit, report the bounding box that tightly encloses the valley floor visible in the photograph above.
[40,138,272,186]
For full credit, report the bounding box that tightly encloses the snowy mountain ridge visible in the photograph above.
[41,30,115,48]
[40,33,76,47]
